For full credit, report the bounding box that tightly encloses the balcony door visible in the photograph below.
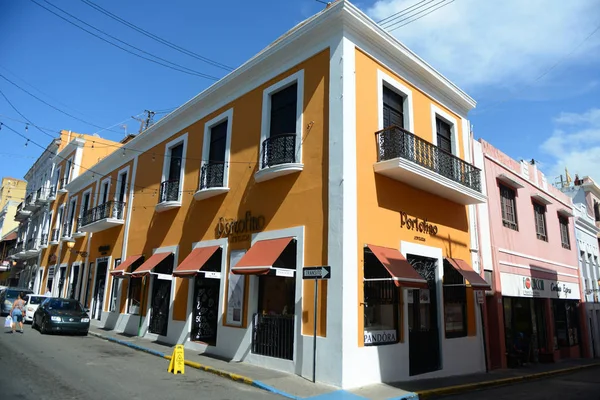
[168,144,183,182]
[264,83,297,167]
[435,117,456,181]
[204,121,227,188]
[381,86,406,161]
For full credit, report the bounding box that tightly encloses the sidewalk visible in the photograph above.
[88,326,600,400]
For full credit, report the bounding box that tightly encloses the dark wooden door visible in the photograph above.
[149,278,171,336]
[191,277,219,345]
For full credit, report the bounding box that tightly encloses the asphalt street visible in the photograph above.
[438,367,600,400]
[0,321,282,400]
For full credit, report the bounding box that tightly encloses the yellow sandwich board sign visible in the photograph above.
[168,345,185,375]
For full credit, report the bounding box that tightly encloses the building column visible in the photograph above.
[544,298,558,361]
[485,292,506,369]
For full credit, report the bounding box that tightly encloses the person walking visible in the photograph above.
[10,292,26,334]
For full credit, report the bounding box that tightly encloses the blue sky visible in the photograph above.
[1,0,599,189]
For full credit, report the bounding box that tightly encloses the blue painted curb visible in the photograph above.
[104,335,166,358]
[251,380,299,399]
[388,393,419,400]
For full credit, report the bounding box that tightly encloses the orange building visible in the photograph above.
[40,1,490,388]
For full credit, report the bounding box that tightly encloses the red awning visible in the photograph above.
[173,246,221,278]
[130,252,172,278]
[110,255,144,277]
[366,244,428,289]
[1,232,17,242]
[446,258,491,290]
[231,237,294,275]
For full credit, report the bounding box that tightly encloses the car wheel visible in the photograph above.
[40,318,48,334]
[31,318,37,330]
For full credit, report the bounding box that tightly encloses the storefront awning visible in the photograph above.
[173,246,221,278]
[365,244,428,288]
[445,258,491,290]
[110,255,144,277]
[231,237,295,276]
[131,252,172,278]
[1,232,17,242]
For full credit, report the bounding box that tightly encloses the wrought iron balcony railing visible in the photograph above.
[159,180,180,203]
[40,233,48,246]
[200,162,225,189]
[251,313,294,361]
[375,126,482,193]
[25,237,40,251]
[25,192,35,205]
[15,241,24,253]
[261,134,296,169]
[51,228,60,243]
[48,186,57,199]
[80,201,126,227]
[63,220,74,238]
[59,177,69,191]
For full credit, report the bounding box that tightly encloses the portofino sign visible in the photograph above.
[400,212,438,236]
[500,272,580,300]
[216,211,266,243]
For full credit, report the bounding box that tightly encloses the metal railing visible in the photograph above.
[62,220,74,238]
[48,186,57,199]
[16,202,24,213]
[50,228,60,243]
[26,192,35,205]
[251,313,294,360]
[15,241,24,253]
[159,180,180,203]
[375,126,482,193]
[25,237,40,251]
[80,201,126,227]
[261,134,296,169]
[199,162,225,189]
[59,177,69,191]
[40,233,48,246]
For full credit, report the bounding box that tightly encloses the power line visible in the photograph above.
[386,0,455,32]
[79,0,234,72]
[29,0,220,81]
[378,0,432,25]
[0,88,56,139]
[0,73,121,133]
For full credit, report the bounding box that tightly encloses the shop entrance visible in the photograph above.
[92,259,108,320]
[57,266,67,298]
[191,278,219,344]
[68,265,80,299]
[148,255,174,337]
[503,297,547,366]
[407,254,441,376]
[251,240,296,361]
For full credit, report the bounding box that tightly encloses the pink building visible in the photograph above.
[472,139,590,370]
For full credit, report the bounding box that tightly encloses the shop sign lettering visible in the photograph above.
[400,212,438,236]
[500,272,580,300]
[523,277,545,291]
[364,329,397,345]
[551,282,572,296]
[216,211,265,242]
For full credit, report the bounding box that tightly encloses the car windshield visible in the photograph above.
[27,296,45,305]
[6,290,31,299]
[46,299,84,312]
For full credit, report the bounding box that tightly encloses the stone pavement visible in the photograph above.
[88,325,600,400]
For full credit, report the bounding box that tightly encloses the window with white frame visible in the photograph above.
[109,258,121,312]
[65,198,77,237]
[99,179,110,205]
[64,157,73,186]
[53,205,64,241]
[431,105,458,157]
[200,109,232,190]
[113,170,128,219]
[160,135,187,203]
[127,277,142,315]
[260,71,303,169]
[53,167,61,191]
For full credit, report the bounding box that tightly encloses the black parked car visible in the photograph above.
[32,298,90,335]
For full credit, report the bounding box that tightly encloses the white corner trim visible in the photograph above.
[79,188,93,218]
[377,69,414,133]
[497,248,578,270]
[98,177,112,206]
[431,103,459,157]
[259,69,305,166]
[201,108,234,189]
[121,156,138,259]
[161,133,189,203]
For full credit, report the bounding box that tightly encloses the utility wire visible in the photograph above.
[0,88,56,139]
[29,0,220,81]
[79,0,234,72]
[386,0,455,32]
[0,73,121,133]
[378,0,433,26]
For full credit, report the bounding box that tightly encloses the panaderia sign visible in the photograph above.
[500,272,580,300]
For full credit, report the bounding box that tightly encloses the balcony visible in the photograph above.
[373,126,486,205]
[47,186,57,201]
[58,178,69,193]
[72,218,86,238]
[40,233,48,248]
[13,241,26,259]
[25,237,41,257]
[15,202,31,221]
[255,134,303,183]
[62,221,74,241]
[79,201,125,233]
[155,179,181,212]
[49,228,60,245]
[194,162,230,201]
[35,187,51,205]
[24,192,38,211]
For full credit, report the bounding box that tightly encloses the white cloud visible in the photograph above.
[366,0,600,90]
[540,108,600,182]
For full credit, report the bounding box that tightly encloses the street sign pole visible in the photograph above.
[302,266,331,384]
[313,279,318,383]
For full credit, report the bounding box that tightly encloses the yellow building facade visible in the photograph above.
[33,1,491,388]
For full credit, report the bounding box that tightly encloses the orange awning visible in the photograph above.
[173,246,221,278]
[110,255,144,277]
[1,232,17,242]
[130,252,172,278]
[231,237,294,275]
[366,244,428,289]
[446,258,491,290]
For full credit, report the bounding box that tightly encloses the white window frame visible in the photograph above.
[66,196,78,237]
[377,69,414,132]
[80,188,93,218]
[161,133,188,203]
[114,166,130,204]
[430,104,459,157]
[54,166,61,189]
[98,177,111,207]
[55,205,65,230]
[109,258,121,312]
[200,108,233,189]
[64,156,74,184]
[259,70,304,168]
